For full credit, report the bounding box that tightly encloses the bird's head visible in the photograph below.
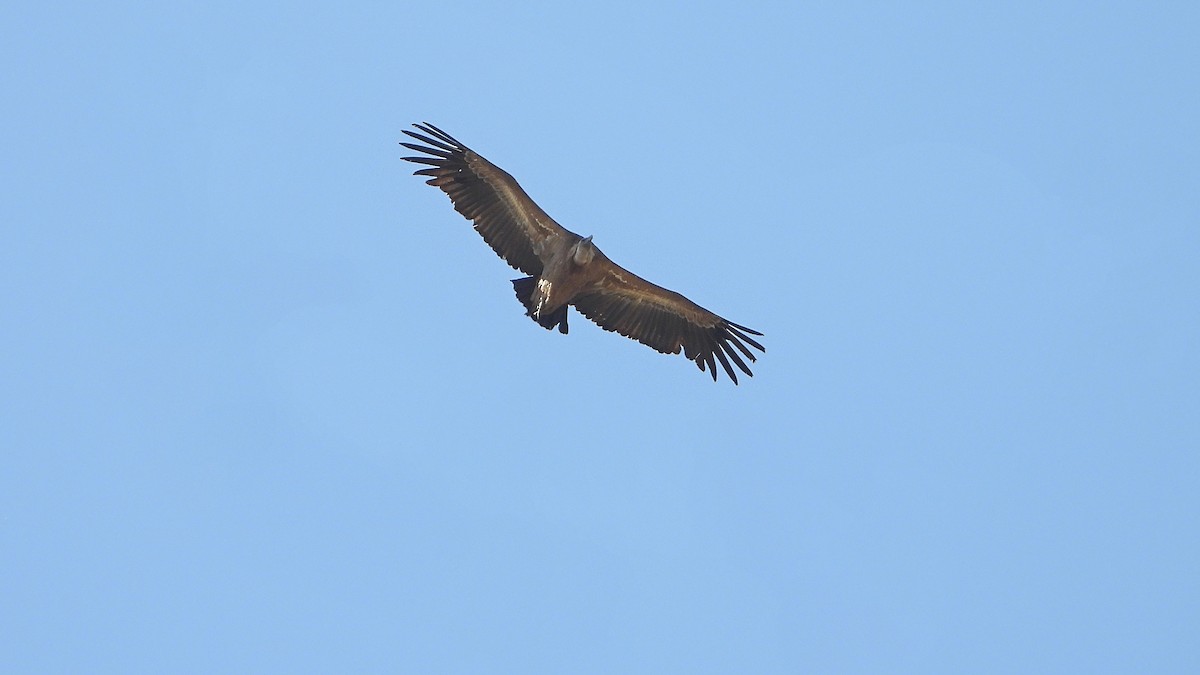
[571,235,596,266]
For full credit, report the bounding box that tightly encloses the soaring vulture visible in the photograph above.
[401,123,765,383]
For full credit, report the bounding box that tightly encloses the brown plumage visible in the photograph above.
[401,123,765,383]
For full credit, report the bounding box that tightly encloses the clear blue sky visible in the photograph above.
[3,2,1198,673]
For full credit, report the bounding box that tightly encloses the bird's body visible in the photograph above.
[401,123,765,383]
[509,235,600,331]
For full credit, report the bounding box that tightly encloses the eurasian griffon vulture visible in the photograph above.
[401,123,765,383]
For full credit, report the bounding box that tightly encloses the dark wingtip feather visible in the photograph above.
[728,321,763,336]
[400,156,443,166]
[712,346,739,384]
[725,333,758,362]
[727,324,765,353]
[402,130,456,153]
[413,122,466,149]
[720,340,752,376]
[400,142,453,158]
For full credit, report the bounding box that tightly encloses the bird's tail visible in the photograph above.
[512,277,569,334]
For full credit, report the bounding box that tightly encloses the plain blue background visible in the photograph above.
[3,2,1197,672]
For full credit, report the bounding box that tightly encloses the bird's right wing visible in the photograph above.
[401,123,572,276]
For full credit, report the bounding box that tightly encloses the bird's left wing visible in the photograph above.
[572,254,765,384]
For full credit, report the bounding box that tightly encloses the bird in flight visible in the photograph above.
[401,123,765,383]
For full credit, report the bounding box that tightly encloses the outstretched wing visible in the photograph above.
[401,123,572,275]
[572,253,765,384]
